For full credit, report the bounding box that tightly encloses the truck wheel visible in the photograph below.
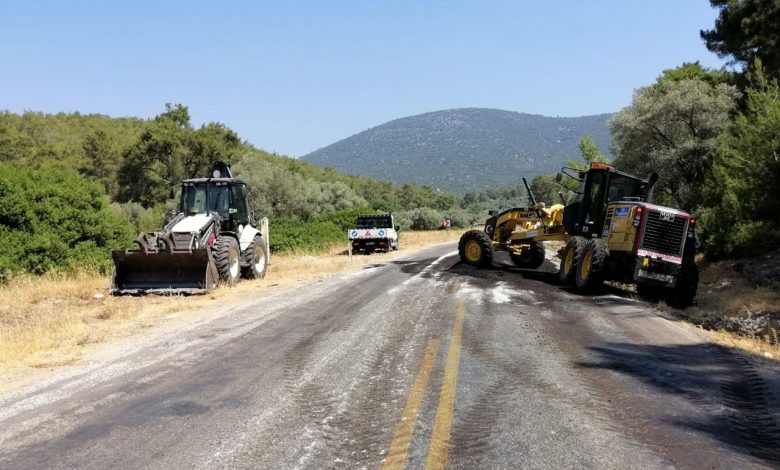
[458,230,493,268]
[574,239,607,293]
[241,235,268,280]
[665,260,699,309]
[558,236,586,285]
[510,241,546,269]
[214,236,241,286]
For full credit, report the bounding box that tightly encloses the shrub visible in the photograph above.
[396,207,444,231]
[0,163,135,280]
[268,207,373,253]
[113,201,169,234]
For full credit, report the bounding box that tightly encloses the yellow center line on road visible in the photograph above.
[425,299,466,470]
[383,338,441,470]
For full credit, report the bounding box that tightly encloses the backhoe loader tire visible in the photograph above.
[665,260,698,309]
[458,230,494,268]
[510,241,546,269]
[214,236,241,286]
[558,236,587,285]
[574,239,607,293]
[241,235,268,280]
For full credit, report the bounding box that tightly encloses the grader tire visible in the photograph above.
[510,241,546,269]
[458,230,494,268]
[574,239,607,293]
[214,236,241,286]
[558,236,587,286]
[241,235,268,280]
[665,260,699,309]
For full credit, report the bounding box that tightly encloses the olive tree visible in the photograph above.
[610,78,739,211]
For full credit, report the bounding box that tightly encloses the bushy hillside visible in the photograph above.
[302,108,613,192]
[0,106,477,278]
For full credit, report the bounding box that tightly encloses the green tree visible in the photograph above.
[396,207,444,230]
[117,104,242,206]
[574,135,609,168]
[701,61,780,257]
[0,163,135,279]
[610,76,740,211]
[656,61,733,86]
[234,153,367,220]
[81,130,120,197]
[701,0,780,79]
[529,175,560,205]
[526,136,609,206]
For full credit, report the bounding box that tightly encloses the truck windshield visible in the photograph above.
[606,174,644,202]
[181,184,230,216]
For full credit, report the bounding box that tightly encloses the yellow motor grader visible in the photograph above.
[459,163,699,307]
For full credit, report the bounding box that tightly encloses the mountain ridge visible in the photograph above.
[302,108,614,192]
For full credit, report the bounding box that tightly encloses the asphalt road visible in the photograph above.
[1,243,779,469]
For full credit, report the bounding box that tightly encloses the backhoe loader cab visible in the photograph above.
[179,179,251,234]
[459,162,699,308]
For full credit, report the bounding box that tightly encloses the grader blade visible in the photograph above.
[110,249,218,295]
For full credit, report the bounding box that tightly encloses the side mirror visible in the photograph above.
[169,187,177,200]
[555,172,563,183]
[488,210,496,216]
[395,225,400,231]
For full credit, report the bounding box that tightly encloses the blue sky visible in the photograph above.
[1,1,725,157]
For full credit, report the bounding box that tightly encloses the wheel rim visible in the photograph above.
[229,247,240,278]
[579,251,592,280]
[464,240,482,262]
[564,248,574,273]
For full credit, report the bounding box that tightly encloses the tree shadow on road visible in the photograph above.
[576,341,780,465]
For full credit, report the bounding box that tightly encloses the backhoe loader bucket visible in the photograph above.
[110,249,218,295]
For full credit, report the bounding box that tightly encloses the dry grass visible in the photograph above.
[0,229,464,382]
[694,256,780,319]
[702,327,780,361]
[657,255,780,358]
[673,257,780,331]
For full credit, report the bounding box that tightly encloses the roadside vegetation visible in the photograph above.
[0,229,463,387]
[0,104,475,281]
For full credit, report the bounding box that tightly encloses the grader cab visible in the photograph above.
[459,163,698,308]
